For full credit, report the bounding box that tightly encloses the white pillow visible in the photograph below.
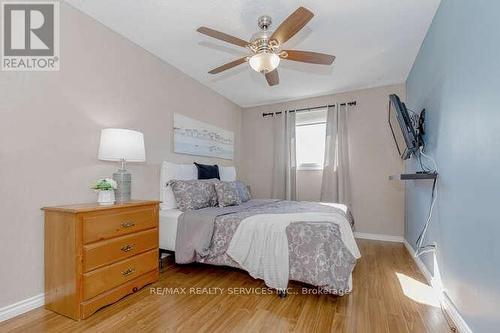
[160,162,197,210]
[219,166,236,182]
[159,162,237,210]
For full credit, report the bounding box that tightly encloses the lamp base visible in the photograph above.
[113,169,131,203]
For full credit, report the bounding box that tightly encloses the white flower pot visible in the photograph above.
[97,190,115,206]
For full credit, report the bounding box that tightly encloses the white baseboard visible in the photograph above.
[354,232,405,243]
[0,293,44,323]
[403,240,433,283]
[403,240,473,333]
[442,292,473,333]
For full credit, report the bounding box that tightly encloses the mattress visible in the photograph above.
[159,209,182,251]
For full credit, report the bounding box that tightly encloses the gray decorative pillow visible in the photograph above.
[235,181,251,202]
[169,179,218,211]
[214,181,242,207]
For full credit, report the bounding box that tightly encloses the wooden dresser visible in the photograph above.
[42,200,160,320]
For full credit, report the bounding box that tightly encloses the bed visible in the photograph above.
[159,162,360,295]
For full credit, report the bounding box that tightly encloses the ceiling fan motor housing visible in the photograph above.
[250,15,279,54]
[247,16,280,74]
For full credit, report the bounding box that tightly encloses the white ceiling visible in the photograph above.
[66,0,440,107]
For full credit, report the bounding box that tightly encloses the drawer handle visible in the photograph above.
[122,268,136,277]
[121,244,135,252]
[121,221,135,228]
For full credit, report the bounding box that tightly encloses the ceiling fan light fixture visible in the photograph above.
[249,52,280,73]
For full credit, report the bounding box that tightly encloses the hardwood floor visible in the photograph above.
[0,240,452,332]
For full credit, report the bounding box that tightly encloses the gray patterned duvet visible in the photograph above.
[175,199,358,295]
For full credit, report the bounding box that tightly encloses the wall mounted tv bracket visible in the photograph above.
[409,108,426,148]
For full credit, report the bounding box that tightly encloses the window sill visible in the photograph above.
[297,164,323,171]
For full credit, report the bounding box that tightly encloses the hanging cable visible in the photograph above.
[419,147,438,173]
[415,146,438,258]
[415,176,437,257]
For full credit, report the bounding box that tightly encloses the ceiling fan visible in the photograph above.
[197,6,335,86]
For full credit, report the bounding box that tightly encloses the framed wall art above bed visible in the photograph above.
[173,113,234,160]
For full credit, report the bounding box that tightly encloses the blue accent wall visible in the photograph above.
[406,1,500,332]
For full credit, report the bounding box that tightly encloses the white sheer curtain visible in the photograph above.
[271,111,297,200]
[320,104,351,206]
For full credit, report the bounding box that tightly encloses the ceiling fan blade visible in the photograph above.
[270,7,314,45]
[197,27,249,48]
[208,57,247,74]
[265,69,279,86]
[281,50,335,65]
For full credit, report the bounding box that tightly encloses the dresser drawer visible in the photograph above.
[80,270,159,319]
[83,228,158,272]
[83,207,157,244]
[83,249,158,300]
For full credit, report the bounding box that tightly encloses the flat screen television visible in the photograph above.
[388,94,419,160]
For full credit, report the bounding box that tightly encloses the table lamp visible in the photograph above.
[98,128,146,203]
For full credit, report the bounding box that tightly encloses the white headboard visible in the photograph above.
[160,161,236,210]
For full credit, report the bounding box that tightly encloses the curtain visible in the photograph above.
[320,104,351,206]
[271,111,297,200]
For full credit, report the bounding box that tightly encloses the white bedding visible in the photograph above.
[159,209,182,251]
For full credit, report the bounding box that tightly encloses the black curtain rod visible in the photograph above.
[262,101,357,117]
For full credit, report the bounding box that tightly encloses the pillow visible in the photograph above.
[235,181,252,202]
[219,166,236,181]
[169,179,218,212]
[214,181,242,207]
[194,162,220,180]
[160,162,197,210]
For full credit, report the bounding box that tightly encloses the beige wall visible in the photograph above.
[0,4,242,308]
[240,84,406,237]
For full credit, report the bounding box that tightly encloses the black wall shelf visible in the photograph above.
[389,173,438,180]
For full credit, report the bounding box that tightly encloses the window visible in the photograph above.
[295,109,327,170]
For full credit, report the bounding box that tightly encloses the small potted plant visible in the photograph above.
[91,178,117,205]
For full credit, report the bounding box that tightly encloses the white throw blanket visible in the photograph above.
[226,212,361,291]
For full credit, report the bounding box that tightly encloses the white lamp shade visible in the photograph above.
[98,128,146,162]
[249,52,280,73]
